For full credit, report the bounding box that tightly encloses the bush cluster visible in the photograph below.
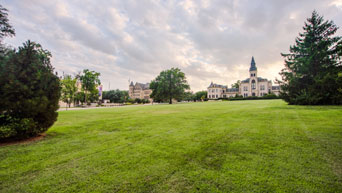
[216,94,279,101]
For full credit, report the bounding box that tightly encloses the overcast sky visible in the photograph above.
[3,0,342,91]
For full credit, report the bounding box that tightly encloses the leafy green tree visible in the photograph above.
[194,91,207,101]
[182,91,195,102]
[278,11,342,105]
[79,69,101,105]
[102,89,129,103]
[60,74,77,108]
[0,5,15,42]
[0,40,60,140]
[231,80,240,89]
[150,68,190,104]
[134,98,142,104]
[75,91,86,105]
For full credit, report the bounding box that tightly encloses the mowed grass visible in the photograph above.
[0,100,342,192]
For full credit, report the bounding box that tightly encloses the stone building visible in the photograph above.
[129,81,152,101]
[207,57,280,99]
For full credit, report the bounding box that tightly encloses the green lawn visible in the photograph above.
[1,100,341,192]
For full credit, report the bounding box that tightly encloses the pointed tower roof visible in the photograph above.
[249,56,257,71]
[130,81,134,86]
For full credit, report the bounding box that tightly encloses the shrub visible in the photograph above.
[0,115,38,140]
[0,41,60,141]
[134,98,142,104]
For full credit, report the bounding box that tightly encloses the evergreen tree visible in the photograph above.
[279,11,342,105]
[0,40,60,140]
[0,4,15,42]
[150,68,190,104]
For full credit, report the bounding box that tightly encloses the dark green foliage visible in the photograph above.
[182,91,195,102]
[182,91,208,102]
[279,11,342,105]
[231,80,240,89]
[102,89,129,103]
[150,68,190,104]
[218,94,279,101]
[0,40,60,140]
[75,91,86,105]
[0,4,15,42]
[194,91,207,101]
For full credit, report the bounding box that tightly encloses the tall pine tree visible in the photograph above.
[279,11,342,105]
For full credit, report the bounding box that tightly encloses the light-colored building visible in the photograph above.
[129,81,152,101]
[207,57,280,99]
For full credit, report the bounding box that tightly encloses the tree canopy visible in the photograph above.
[150,68,190,104]
[278,11,342,105]
[60,74,77,108]
[102,89,129,103]
[231,80,240,89]
[0,4,15,42]
[79,69,101,105]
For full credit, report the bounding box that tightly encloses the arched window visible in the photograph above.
[251,80,256,90]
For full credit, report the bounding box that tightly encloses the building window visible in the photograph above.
[260,85,265,90]
[244,86,248,91]
[223,95,226,98]
[251,80,256,90]
[216,95,218,98]
[216,89,218,92]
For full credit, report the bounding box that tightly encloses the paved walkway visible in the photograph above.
[57,104,157,111]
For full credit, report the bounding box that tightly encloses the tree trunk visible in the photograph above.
[169,97,172,104]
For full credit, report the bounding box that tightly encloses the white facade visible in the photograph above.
[207,57,280,98]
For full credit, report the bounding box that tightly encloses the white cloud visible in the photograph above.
[2,0,342,91]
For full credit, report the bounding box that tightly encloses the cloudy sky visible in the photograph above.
[3,0,342,91]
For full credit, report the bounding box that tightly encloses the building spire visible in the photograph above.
[249,56,257,71]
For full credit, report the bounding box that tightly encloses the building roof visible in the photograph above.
[135,82,150,90]
[227,88,239,92]
[130,81,134,86]
[208,82,227,88]
[257,77,269,82]
[241,78,250,83]
[241,77,269,83]
[249,56,257,71]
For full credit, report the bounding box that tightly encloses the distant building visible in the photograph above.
[129,81,152,101]
[207,57,281,99]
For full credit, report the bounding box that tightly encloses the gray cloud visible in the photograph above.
[3,0,342,91]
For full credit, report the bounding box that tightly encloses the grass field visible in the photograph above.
[0,100,341,192]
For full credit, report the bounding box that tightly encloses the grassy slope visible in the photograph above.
[0,100,341,192]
